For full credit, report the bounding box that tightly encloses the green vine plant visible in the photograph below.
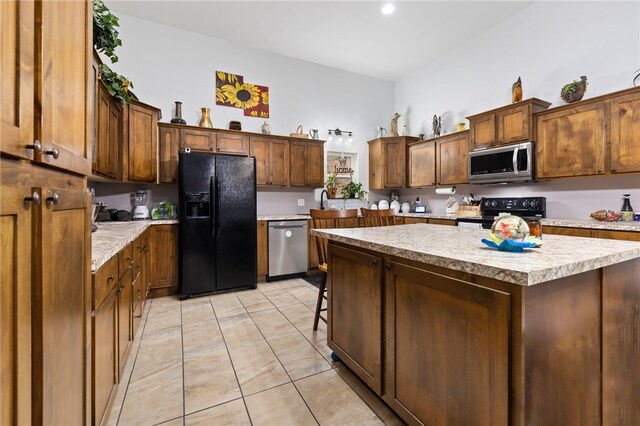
[93,0,122,63]
[99,64,138,104]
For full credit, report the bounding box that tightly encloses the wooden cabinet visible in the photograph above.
[467,98,550,150]
[384,261,509,426]
[594,229,640,242]
[436,131,469,185]
[1,0,92,175]
[369,137,417,189]
[544,226,640,242]
[257,221,268,280]
[149,224,178,297]
[32,188,91,425]
[94,83,121,179]
[609,90,640,174]
[250,136,290,187]
[216,132,249,155]
[91,288,117,426]
[123,100,159,182]
[536,100,607,179]
[116,261,132,374]
[403,217,428,224]
[407,140,436,188]
[307,219,320,270]
[180,127,215,152]
[290,140,325,187]
[159,125,180,183]
[429,218,456,226]
[0,185,33,425]
[328,244,384,393]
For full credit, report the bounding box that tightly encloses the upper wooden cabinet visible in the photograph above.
[180,127,215,152]
[1,0,92,175]
[216,132,249,155]
[467,98,551,150]
[536,100,606,179]
[437,131,469,185]
[290,140,325,187]
[250,136,290,187]
[609,89,640,174]
[94,83,122,179]
[123,100,160,182]
[369,137,418,189]
[407,139,436,188]
[159,125,180,183]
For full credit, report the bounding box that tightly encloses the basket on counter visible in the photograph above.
[290,125,309,139]
[455,205,481,217]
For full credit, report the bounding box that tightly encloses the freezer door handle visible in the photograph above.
[210,177,216,237]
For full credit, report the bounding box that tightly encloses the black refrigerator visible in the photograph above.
[179,151,257,298]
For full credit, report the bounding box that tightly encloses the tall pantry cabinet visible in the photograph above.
[1,0,93,424]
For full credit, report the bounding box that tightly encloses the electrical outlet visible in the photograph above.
[297,199,305,207]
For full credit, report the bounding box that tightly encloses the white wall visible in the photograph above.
[94,11,394,214]
[392,1,640,218]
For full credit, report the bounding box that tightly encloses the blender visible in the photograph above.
[133,190,150,220]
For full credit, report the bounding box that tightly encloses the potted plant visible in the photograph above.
[325,173,339,198]
[341,181,367,200]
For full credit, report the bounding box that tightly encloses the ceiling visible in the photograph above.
[109,1,535,81]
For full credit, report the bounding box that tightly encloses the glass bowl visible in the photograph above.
[491,214,530,241]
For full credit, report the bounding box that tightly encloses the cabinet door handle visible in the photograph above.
[371,259,379,266]
[107,275,115,281]
[45,146,60,159]
[385,263,392,270]
[46,192,60,205]
[26,140,43,153]
[126,256,131,261]
[597,169,603,174]
[611,168,617,173]
[24,192,41,206]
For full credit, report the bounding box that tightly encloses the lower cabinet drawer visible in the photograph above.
[93,255,119,310]
[118,244,133,279]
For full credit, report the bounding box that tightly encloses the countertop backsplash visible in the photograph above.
[92,182,179,213]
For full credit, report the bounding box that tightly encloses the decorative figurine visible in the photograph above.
[561,76,588,103]
[390,112,401,137]
[512,77,522,103]
[261,120,271,134]
[432,115,442,137]
[229,120,242,131]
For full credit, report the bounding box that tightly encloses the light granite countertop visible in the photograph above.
[311,223,640,286]
[258,215,312,221]
[92,220,178,272]
[541,218,640,232]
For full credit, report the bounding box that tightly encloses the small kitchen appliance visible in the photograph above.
[133,190,150,220]
[456,197,546,229]
[468,142,535,184]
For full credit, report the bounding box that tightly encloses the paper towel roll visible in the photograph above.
[435,186,456,195]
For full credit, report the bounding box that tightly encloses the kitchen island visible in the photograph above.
[311,224,640,426]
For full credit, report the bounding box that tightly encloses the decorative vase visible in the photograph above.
[261,121,271,135]
[199,107,213,128]
[170,101,186,124]
[327,187,337,199]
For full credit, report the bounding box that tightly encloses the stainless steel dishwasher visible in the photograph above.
[268,220,308,280]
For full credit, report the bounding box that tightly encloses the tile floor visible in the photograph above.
[105,278,403,425]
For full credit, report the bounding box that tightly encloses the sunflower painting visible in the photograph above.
[215,71,269,118]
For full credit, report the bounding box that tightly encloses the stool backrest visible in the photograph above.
[309,209,359,266]
[360,208,397,227]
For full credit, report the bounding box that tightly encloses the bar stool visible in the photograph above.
[309,209,359,331]
[360,208,397,227]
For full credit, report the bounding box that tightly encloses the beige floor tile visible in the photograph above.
[228,339,290,395]
[250,308,297,339]
[334,365,404,426]
[181,299,217,324]
[118,363,183,425]
[257,282,283,294]
[295,369,383,425]
[267,331,331,380]
[218,313,264,349]
[184,348,242,414]
[182,318,225,356]
[184,398,250,425]
[287,286,320,304]
[156,416,184,425]
[279,303,315,330]
[145,307,182,332]
[237,291,275,312]
[210,293,247,318]
[132,326,183,380]
[245,383,318,426]
[298,325,337,364]
[277,279,306,290]
[262,288,301,308]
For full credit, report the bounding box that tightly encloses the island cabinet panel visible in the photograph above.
[328,244,384,394]
[602,260,640,425]
[535,101,606,178]
[384,262,510,426]
[521,270,602,426]
[407,140,436,187]
[436,131,469,185]
[609,90,640,174]
[0,185,33,426]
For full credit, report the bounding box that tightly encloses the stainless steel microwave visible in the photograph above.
[468,142,534,184]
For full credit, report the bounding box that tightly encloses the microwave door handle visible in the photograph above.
[526,145,532,173]
[512,147,520,174]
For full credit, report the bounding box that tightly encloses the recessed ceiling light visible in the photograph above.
[381,3,395,15]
